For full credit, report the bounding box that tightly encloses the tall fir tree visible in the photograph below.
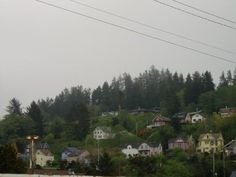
[68,103,90,140]
[6,98,22,116]
[218,72,228,88]
[27,101,44,136]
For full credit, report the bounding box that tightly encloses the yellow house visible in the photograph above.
[197,132,224,153]
[35,149,54,167]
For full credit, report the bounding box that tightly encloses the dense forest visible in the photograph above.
[38,66,236,116]
[1,66,236,176]
[1,66,236,144]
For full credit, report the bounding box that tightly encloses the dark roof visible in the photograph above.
[188,110,202,116]
[152,115,171,122]
[63,147,80,156]
[219,107,236,113]
[36,142,50,150]
[146,142,162,147]
[230,171,236,177]
[225,140,236,150]
[173,112,187,119]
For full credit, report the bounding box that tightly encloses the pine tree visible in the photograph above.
[202,71,215,92]
[97,152,114,176]
[6,98,22,115]
[218,72,228,88]
[68,103,90,140]
[227,70,233,85]
[27,101,44,136]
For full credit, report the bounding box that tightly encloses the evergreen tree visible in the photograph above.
[184,74,193,105]
[227,70,233,85]
[97,152,114,176]
[202,71,215,92]
[123,73,134,109]
[218,72,228,88]
[0,144,26,173]
[101,82,111,111]
[6,98,22,115]
[68,103,90,140]
[234,68,236,85]
[27,101,44,136]
[92,86,102,105]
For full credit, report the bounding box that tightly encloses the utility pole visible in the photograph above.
[213,149,215,177]
[26,135,39,171]
[223,149,226,177]
[97,139,100,165]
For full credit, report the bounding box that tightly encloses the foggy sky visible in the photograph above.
[0,0,236,117]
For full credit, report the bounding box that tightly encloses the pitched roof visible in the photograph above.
[188,110,202,116]
[168,137,188,144]
[198,133,223,141]
[230,171,236,177]
[121,142,161,149]
[152,115,171,122]
[173,112,187,119]
[94,126,112,133]
[219,107,236,113]
[225,140,236,150]
[36,142,50,150]
[147,142,162,147]
[63,147,89,157]
[63,147,80,156]
[37,149,53,156]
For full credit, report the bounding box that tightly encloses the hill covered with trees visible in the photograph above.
[1,66,236,176]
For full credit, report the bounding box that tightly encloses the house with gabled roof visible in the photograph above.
[168,136,194,151]
[147,115,171,128]
[35,149,54,167]
[93,126,115,140]
[61,147,90,163]
[196,132,224,153]
[224,140,236,156]
[121,144,139,158]
[36,142,50,150]
[121,142,162,158]
[138,142,162,156]
[174,111,205,124]
[219,107,236,118]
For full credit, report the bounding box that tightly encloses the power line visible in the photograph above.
[70,0,236,55]
[152,0,236,30]
[170,0,236,25]
[35,0,236,64]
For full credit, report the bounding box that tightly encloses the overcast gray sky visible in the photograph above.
[0,0,236,117]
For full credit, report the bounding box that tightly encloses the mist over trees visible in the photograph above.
[1,66,236,143]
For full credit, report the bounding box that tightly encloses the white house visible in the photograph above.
[191,113,205,123]
[93,127,115,140]
[121,144,139,158]
[35,149,54,167]
[138,142,162,156]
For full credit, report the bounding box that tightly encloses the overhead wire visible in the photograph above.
[34,0,236,64]
[170,0,236,25]
[152,0,236,30]
[69,0,236,55]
